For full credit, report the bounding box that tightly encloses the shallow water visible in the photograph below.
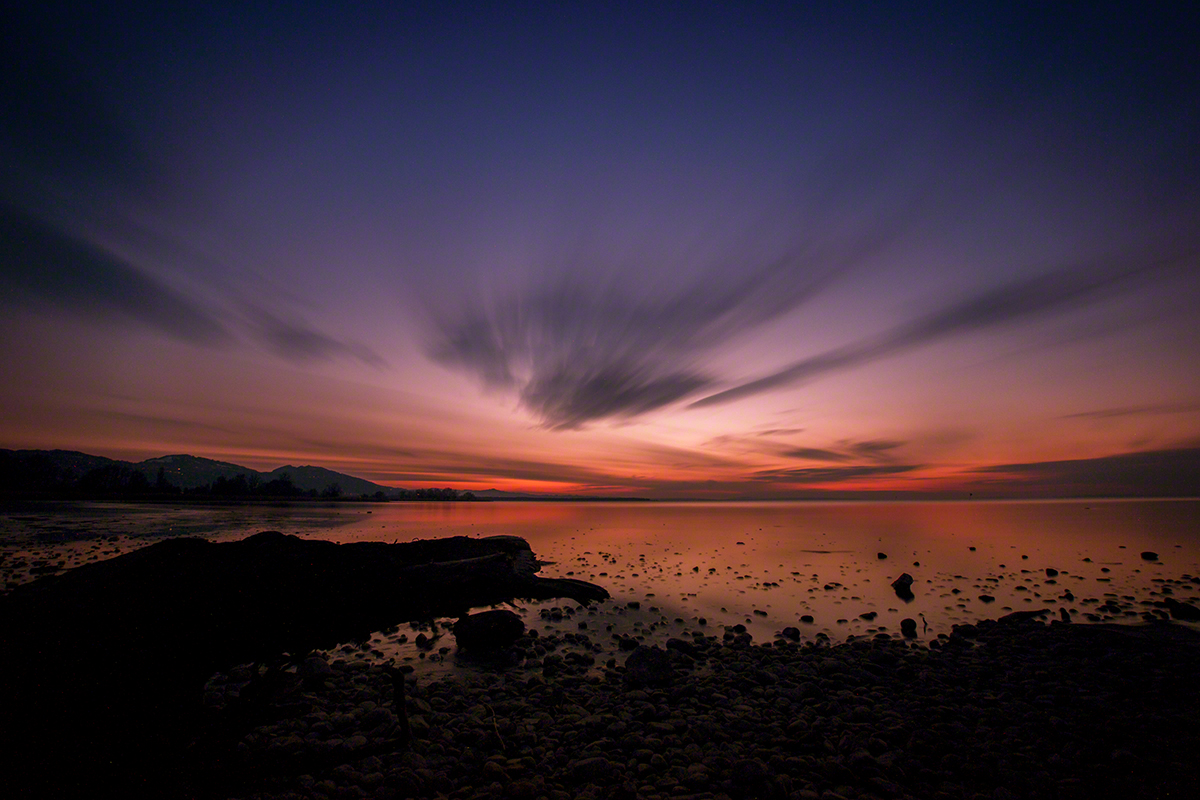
[3,499,1198,674]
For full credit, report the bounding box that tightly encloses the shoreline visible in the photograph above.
[207,615,1200,800]
[4,514,1199,798]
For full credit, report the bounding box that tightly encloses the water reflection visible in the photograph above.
[3,499,1197,672]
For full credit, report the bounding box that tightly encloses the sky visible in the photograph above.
[2,2,1199,498]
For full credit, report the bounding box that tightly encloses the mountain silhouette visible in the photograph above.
[0,449,403,497]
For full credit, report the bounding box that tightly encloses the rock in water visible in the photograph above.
[891,573,915,601]
[900,618,918,638]
[453,609,525,650]
[1164,598,1200,621]
[624,645,674,686]
[1141,551,1159,561]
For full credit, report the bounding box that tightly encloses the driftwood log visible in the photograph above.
[0,531,607,797]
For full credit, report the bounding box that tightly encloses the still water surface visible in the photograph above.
[4,499,1198,669]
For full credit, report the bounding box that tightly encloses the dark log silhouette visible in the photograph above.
[0,531,607,797]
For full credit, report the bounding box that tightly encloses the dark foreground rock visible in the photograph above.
[0,531,607,798]
[454,610,526,651]
[217,618,1200,800]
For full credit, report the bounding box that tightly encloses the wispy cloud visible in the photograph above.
[968,447,1200,497]
[691,259,1176,409]
[0,17,382,372]
[782,447,854,463]
[248,307,386,367]
[426,164,919,431]
[1062,402,1200,420]
[848,439,905,460]
[429,252,849,428]
[0,204,231,345]
[753,464,922,484]
[778,439,906,464]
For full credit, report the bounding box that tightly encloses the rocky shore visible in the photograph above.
[210,614,1200,800]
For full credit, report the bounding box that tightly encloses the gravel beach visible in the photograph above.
[207,613,1200,800]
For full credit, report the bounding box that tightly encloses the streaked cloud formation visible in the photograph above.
[429,234,868,428]
[1,3,1198,497]
[0,9,383,369]
[0,204,230,345]
[692,258,1180,409]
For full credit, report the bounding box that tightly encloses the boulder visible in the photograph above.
[891,573,914,601]
[453,610,525,651]
[665,637,699,656]
[1164,598,1200,621]
[900,618,918,638]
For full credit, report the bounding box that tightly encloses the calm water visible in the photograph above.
[3,499,1198,671]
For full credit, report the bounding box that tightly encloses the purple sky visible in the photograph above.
[2,3,1199,497]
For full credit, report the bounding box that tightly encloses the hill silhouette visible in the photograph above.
[0,449,405,499]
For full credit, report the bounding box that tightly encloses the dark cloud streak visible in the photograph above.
[0,204,230,345]
[1062,402,1200,420]
[429,227,898,428]
[969,447,1200,497]
[753,464,921,484]
[782,447,854,463]
[249,308,386,368]
[691,257,1177,409]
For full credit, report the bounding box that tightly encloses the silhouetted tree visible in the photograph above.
[153,467,177,494]
[261,473,298,497]
[127,470,150,493]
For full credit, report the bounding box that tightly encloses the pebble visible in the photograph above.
[210,616,1200,800]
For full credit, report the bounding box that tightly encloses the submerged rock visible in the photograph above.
[453,610,525,651]
[1164,598,1200,621]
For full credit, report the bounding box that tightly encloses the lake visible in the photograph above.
[3,498,1198,672]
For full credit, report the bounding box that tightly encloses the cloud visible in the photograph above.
[381,455,627,487]
[1062,402,1200,420]
[0,204,387,370]
[690,259,1175,409]
[777,439,905,464]
[782,447,854,463]
[849,438,903,453]
[753,464,921,484]
[969,447,1200,497]
[1,16,382,372]
[248,308,386,367]
[0,203,230,345]
[429,253,845,428]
